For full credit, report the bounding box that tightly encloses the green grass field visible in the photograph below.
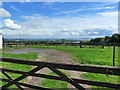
[32,45,119,89]
[1,47,70,89]
[1,45,119,89]
[2,47,24,51]
[40,70,69,90]
[0,52,38,88]
[33,45,119,66]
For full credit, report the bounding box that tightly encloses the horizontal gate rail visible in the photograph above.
[0,68,120,89]
[2,70,24,90]
[1,58,120,76]
[0,78,52,90]
[0,58,120,89]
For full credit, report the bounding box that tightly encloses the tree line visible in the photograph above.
[89,34,120,43]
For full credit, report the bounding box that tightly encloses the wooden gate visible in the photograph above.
[0,58,120,90]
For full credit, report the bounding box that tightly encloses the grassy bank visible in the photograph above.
[32,45,119,89]
[0,52,38,88]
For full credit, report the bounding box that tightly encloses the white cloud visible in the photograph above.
[3,12,117,38]
[19,0,31,4]
[0,8,11,18]
[93,32,98,34]
[112,30,118,34]
[10,6,22,13]
[55,9,83,15]
[30,33,42,35]
[0,0,2,7]
[70,32,80,36]
[22,14,47,20]
[2,2,118,39]
[21,14,116,37]
[25,0,30,2]
[97,12,118,16]
[55,5,116,15]
[39,2,59,10]
[104,6,115,9]
[3,19,22,30]
[92,6,115,10]
[43,2,54,6]
[20,0,31,2]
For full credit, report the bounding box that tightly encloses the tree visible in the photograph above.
[61,39,67,44]
[89,34,120,43]
[104,36,110,43]
[109,34,120,43]
[90,37,104,42]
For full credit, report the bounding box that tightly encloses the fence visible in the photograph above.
[3,42,120,48]
[2,42,119,67]
[0,58,120,90]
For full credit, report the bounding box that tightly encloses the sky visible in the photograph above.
[0,1,118,39]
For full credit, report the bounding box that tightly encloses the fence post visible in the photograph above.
[3,43,5,48]
[109,43,111,49]
[74,43,76,48]
[56,43,58,47]
[113,45,115,66]
[39,43,41,47]
[32,42,34,47]
[65,44,67,48]
[47,42,49,47]
[101,43,104,49]
[16,43,17,47]
[80,41,82,48]
[25,42,27,47]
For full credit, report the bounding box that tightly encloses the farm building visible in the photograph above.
[0,33,2,49]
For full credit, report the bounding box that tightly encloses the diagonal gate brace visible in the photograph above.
[2,65,44,89]
[48,66,85,90]
[2,70,24,90]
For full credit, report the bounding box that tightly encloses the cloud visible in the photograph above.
[83,29,113,36]
[21,14,48,20]
[55,3,116,15]
[3,12,117,38]
[19,0,31,4]
[91,6,115,10]
[55,9,83,15]
[10,6,22,13]
[43,2,54,6]
[24,0,30,2]
[3,19,22,30]
[103,6,115,9]
[0,0,2,7]
[20,0,31,2]
[97,12,118,16]
[20,14,116,37]
[93,32,98,34]
[2,2,118,39]
[0,8,11,17]
[39,2,59,10]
